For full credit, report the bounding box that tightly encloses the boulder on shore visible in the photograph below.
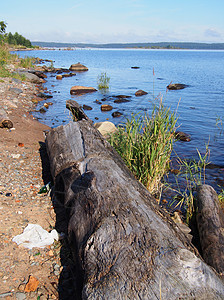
[15,71,42,84]
[70,86,97,95]
[69,63,88,71]
[94,121,117,136]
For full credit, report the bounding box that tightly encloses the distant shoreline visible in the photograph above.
[31,41,224,50]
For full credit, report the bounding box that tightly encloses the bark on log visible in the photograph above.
[196,184,224,276]
[46,113,224,299]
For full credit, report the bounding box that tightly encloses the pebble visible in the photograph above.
[15,292,26,300]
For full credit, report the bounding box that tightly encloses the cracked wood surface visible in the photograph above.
[46,120,224,299]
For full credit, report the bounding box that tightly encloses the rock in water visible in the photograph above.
[135,89,148,96]
[69,63,88,71]
[101,104,113,111]
[112,111,123,118]
[174,131,191,142]
[70,86,97,95]
[167,83,189,90]
[56,75,63,80]
[83,104,93,111]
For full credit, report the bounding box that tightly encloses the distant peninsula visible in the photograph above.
[32,41,224,50]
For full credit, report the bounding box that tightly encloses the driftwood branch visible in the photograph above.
[66,100,92,123]
[46,107,224,299]
[196,184,224,276]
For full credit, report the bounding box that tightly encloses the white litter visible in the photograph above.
[11,154,20,159]
[12,224,59,249]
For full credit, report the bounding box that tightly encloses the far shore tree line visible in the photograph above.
[0,21,32,48]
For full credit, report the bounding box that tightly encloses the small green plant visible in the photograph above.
[218,189,224,207]
[97,72,110,91]
[216,116,223,135]
[49,60,54,69]
[108,97,177,194]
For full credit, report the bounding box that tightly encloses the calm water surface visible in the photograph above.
[17,49,224,193]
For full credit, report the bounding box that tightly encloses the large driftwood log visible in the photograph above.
[46,110,224,299]
[196,184,224,276]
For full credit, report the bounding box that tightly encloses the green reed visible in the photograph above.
[108,98,177,194]
[168,144,210,223]
[97,72,110,91]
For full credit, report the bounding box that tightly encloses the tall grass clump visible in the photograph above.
[0,43,35,78]
[108,98,177,195]
[97,72,110,92]
[0,44,11,77]
[0,43,11,62]
[19,55,35,68]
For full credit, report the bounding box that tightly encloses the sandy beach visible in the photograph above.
[0,75,62,299]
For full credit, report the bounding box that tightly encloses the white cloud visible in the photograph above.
[29,25,224,44]
[204,28,221,38]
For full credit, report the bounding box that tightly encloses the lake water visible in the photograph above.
[17,48,224,194]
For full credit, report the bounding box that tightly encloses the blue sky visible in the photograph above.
[1,0,224,43]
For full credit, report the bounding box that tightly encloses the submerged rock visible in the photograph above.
[112,111,123,118]
[116,95,131,99]
[174,131,191,142]
[62,72,76,78]
[83,104,93,110]
[114,98,130,103]
[37,92,53,99]
[167,83,189,90]
[39,107,46,113]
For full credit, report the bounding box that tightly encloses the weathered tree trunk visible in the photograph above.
[196,184,224,276]
[46,103,224,299]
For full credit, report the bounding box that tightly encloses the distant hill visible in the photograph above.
[32,41,224,50]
